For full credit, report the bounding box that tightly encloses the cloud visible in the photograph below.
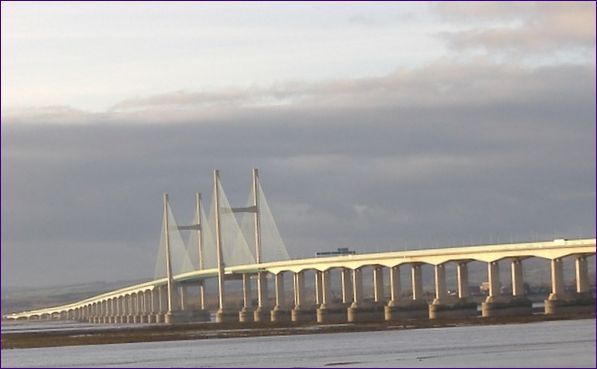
[433,2,596,55]
[60,61,593,119]
[2,60,595,287]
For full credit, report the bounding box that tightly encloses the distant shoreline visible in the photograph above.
[2,313,594,350]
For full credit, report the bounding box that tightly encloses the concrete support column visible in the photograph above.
[274,273,285,308]
[549,258,565,300]
[487,261,501,299]
[341,268,352,304]
[128,295,135,323]
[316,269,346,323]
[122,296,128,322]
[257,272,268,309]
[93,302,99,323]
[411,264,423,301]
[511,259,525,297]
[576,256,589,293]
[481,259,529,317]
[351,268,363,307]
[139,293,147,323]
[254,272,270,322]
[148,290,156,316]
[149,289,158,323]
[140,293,145,314]
[116,298,121,321]
[133,294,140,323]
[348,266,383,322]
[291,271,314,322]
[546,256,595,315]
[321,270,332,307]
[91,303,97,323]
[109,299,115,323]
[272,272,291,322]
[156,285,166,323]
[242,274,253,309]
[373,266,384,304]
[294,272,305,309]
[120,298,125,322]
[457,262,469,299]
[158,286,165,312]
[238,273,254,323]
[179,286,186,311]
[388,266,401,306]
[114,297,120,322]
[199,281,206,310]
[253,272,271,322]
[433,264,447,304]
[315,271,323,305]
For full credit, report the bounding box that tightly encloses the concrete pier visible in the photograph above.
[291,271,316,322]
[373,266,385,306]
[347,268,383,322]
[429,262,477,319]
[165,310,192,324]
[317,270,346,323]
[545,256,595,314]
[341,268,352,305]
[482,259,532,317]
[385,263,428,320]
[253,273,270,322]
[239,273,254,322]
[155,286,166,323]
[271,272,291,322]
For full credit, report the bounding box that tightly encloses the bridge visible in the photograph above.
[4,169,596,324]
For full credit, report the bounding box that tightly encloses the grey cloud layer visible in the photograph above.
[107,62,593,113]
[2,61,595,287]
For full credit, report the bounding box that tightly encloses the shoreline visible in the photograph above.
[2,313,595,350]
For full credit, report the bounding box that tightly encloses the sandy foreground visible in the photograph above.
[2,313,594,349]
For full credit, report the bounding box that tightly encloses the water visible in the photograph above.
[1,320,154,333]
[2,319,595,368]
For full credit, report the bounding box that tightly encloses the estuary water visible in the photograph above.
[2,319,595,368]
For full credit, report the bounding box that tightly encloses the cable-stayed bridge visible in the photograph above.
[4,169,595,324]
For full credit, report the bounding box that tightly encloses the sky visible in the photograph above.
[1,1,595,288]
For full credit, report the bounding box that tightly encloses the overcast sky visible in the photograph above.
[1,1,595,288]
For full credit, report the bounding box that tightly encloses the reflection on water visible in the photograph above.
[2,319,596,368]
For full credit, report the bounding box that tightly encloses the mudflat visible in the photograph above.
[3,313,594,349]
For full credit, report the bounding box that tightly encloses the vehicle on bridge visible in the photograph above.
[316,247,356,257]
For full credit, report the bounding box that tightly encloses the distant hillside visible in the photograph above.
[1,280,145,314]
